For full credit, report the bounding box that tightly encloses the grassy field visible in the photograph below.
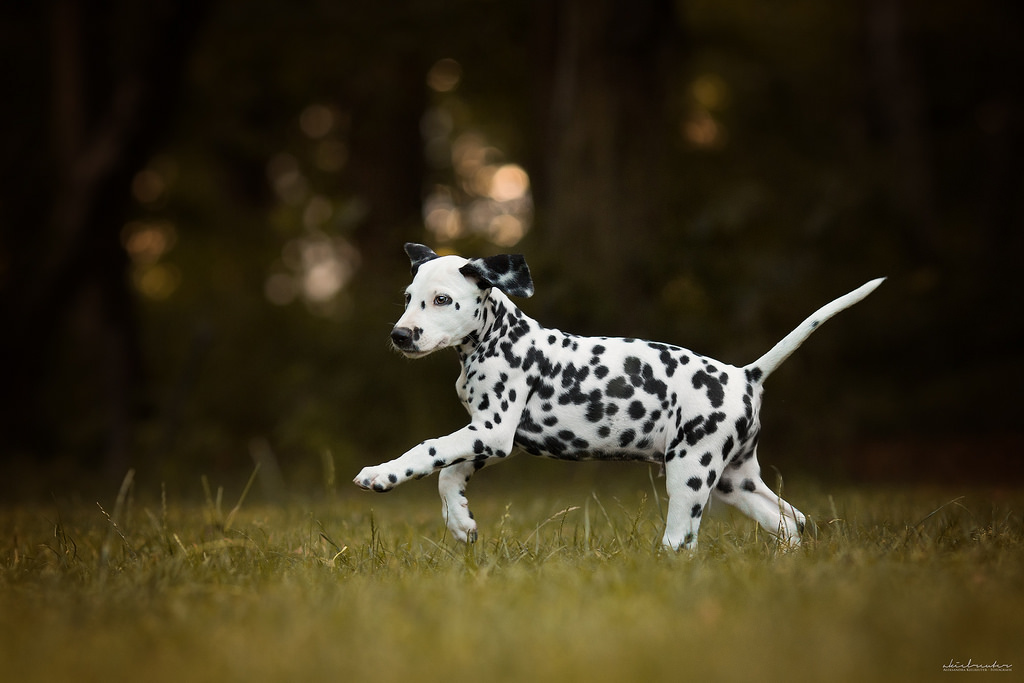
[1,463,1022,683]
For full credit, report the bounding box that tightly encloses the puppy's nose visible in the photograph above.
[390,326,415,350]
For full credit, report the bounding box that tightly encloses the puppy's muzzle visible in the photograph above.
[390,326,418,353]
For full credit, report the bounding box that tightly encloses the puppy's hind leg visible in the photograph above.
[714,454,806,548]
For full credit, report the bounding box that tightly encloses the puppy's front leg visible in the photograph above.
[353,424,510,492]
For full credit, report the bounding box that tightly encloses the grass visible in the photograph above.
[1,464,1022,683]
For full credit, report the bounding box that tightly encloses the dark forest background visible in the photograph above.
[1,0,1021,499]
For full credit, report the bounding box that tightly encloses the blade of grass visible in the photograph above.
[223,463,261,533]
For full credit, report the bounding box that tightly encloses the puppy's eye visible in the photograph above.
[434,294,452,306]
[404,293,412,307]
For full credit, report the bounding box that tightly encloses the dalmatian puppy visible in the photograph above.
[354,243,883,550]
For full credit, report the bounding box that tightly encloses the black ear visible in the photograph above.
[459,253,535,298]
[404,243,439,276]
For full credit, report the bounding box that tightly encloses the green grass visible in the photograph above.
[1,467,1022,682]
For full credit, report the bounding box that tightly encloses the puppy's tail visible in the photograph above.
[743,278,885,384]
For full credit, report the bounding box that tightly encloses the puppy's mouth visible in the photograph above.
[390,326,450,358]
[393,345,433,359]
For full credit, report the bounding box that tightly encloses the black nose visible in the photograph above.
[391,326,415,350]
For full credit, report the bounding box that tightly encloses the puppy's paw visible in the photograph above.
[444,505,478,544]
[353,466,399,493]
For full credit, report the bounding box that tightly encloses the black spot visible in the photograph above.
[628,401,646,419]
[543,416,558,427]
[594,365,610,379]
[388,474,398,483]
[597,425,611,438]
[690,504,703,519]
[518,410,544,434]
[535,381,555,400]
[500,342,522,369]
[721,436,735,460]
[735,416,750,443]
[686,476,702,491]
[741,479,756,492]
[717,478,733,494]
[433,458,446,468]
[682,412,727,446]
[705,469,717,487]
[619,429,636,447]
[543,435,567,456]
[658,349,679,377]
[406,468,414,477]
[691,370,725,408]
[560,362,589,389]
[607,377,634,399]
[699,452,713,466]
[622,357,668,400]
[745,367,763,383]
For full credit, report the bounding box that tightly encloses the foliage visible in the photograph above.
[2,470,1022,682]
[0,0,1021,484]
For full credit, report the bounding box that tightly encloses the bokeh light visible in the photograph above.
[299,104,335,138]
[683,73,729,149]
[123,221,180,301]
[427,58,462,93]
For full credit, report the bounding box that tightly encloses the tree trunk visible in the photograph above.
[0,1,206,473]
[533,0,683,327]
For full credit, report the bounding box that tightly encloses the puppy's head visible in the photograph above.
[390,243,533,358]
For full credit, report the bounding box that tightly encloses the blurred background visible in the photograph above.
[0,0,1021,499]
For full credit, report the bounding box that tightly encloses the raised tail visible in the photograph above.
[743,278,885,384]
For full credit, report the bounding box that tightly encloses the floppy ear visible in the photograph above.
[404,243,439,276]
[459,253,535,298]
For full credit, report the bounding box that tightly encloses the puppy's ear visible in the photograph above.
[404,243,439,276]
[459,254,534,298]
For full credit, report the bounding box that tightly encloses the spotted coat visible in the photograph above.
[355,243,884,550]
